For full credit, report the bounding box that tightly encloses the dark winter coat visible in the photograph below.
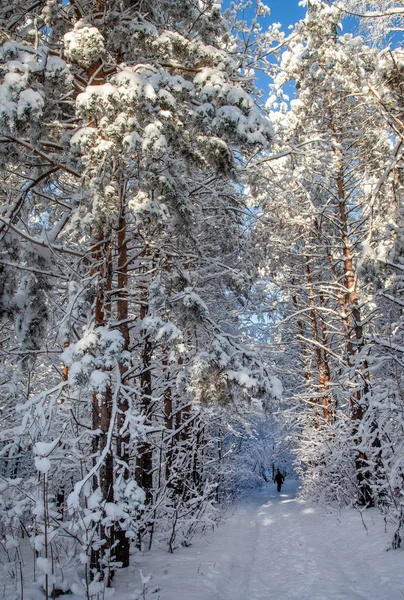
[274,472,284,485]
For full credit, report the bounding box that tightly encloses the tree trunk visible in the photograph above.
[136,308,153,503]
[305,261,332,425]
[115,192,130,568]
[91,240,116,581]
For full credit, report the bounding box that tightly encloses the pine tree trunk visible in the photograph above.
[91,241,116,581]
[115,194,130,568]
[136,310,153,503]
[335,156,374,505]
[306,261,332,425]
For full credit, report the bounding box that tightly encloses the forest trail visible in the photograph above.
[124,481,404,600]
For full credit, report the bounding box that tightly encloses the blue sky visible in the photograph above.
[221,1,308,99]
[259,0,306,29]
[220,1,360,99]
[222,0,306,31]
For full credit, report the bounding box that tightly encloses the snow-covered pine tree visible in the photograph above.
[252,0,395,506]
[0,0,277,593]
[336,0,404,546]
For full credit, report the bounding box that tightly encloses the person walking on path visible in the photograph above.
[274,470,285,492]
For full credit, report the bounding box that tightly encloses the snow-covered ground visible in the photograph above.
[118,480,404,600]
[3,481,404,599]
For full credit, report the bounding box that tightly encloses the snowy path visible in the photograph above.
[121,481,404,600]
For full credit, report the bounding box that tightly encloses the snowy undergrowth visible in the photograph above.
[3,480,404,600]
